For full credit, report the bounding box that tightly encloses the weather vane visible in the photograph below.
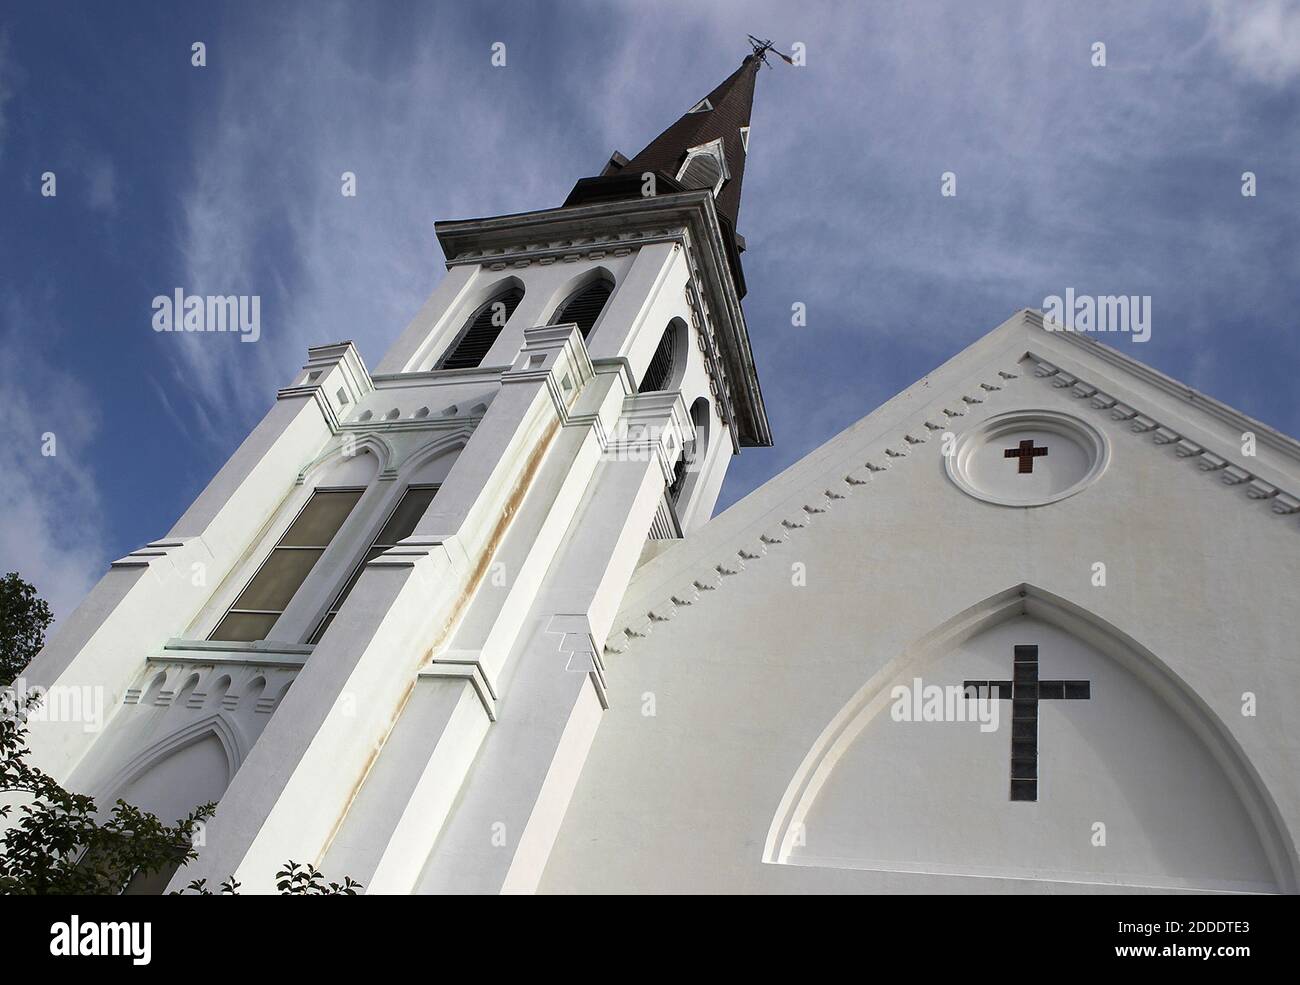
[747,35,795,67]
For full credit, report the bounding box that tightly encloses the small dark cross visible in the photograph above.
[964,644,1090,802]
[1004,439,1048,474]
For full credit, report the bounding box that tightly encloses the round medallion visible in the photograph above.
[945,410,1109,507]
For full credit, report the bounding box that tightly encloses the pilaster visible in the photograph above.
[22,343,371,781]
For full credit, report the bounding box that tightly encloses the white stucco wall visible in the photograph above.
[540,313,1300,894]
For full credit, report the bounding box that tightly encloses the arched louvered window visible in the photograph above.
[667,455,689,505]
[551,276,614,339]
[670,398,710,507]
[638,318,686,393]
[440,285,525,369]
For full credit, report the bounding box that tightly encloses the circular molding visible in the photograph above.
[945,409,1110,508]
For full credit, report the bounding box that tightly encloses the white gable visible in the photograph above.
[541,310,1300,894]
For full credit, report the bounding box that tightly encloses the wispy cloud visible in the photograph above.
[1208,0,1300,85]
[168,2,578,440]
[70,0,1298,518]
[0,289,108,623]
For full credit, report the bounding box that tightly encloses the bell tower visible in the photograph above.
[21,50,772,894]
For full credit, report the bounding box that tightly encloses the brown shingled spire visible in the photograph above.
[617,54,761,230]
[563,50,769,298]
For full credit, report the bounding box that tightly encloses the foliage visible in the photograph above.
[0,572,360,896]
[0,572,54,687]
[179,861,360,895]
[0,692,212,894]
[275,860,361,895]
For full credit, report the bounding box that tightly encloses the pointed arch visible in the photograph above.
[99,712,247,806]
[140,670,169,705]
[438,276,526,370]
[670,396,711,519]
[638,318,688,394]
[547,267,616,340]
[762,583,1299,892]
[295,433,392,486]
[207,674,232,708]
[392,426,476,483]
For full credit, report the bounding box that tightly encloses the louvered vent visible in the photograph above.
[668,453,689,505]
[639,323,680,392]
[553,278,613,338]
[679,153,722,191]
[440,287,524,369]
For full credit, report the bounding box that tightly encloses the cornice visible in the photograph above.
[1026,356,1300,513]
[1028,309,1300,466]
[434,192,771,448]
[370,366,509,389]
[603,368,1019,656]
[604,347,1300,658]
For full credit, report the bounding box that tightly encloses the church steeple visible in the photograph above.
[564,51,764,262]
[614,53,761,230]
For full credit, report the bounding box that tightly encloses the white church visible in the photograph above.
[20,50,1300,894]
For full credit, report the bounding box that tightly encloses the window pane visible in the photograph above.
[280,489,363,547]
[211,611,278,643]
[375,486,438,545]
[232,548,323,610]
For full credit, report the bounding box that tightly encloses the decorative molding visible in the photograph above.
[1029,307,1300,467]
[545,615,609,708]
[502,323,596,425]
[420,652,498,722]
[98,712,247,801]
[1028,355,1300,516]
[295,433,396,486]
[605,344,1300,657]
[434,190,771,448]
[1271,493,1300,514]
[111,538,195,569]
[603,366,1025,655]
[277,341,374,436]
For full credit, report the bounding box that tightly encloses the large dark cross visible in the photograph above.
[964,645,1090,802]
[1004,438,1048,474]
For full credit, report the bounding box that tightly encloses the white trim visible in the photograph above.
[99,712,247,803]
[944,409,1110,508]
[675,138,729,196]
[760,583,1299,893]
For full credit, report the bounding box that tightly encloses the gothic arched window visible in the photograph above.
[638,318,687,393]
[551,274,614,339]
[209,487,364,642]
[440,284,525,369]
[307,484,440,644]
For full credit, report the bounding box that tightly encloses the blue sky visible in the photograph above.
[1,0,1298,621]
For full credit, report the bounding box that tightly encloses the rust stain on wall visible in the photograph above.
[316,407,564,865]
